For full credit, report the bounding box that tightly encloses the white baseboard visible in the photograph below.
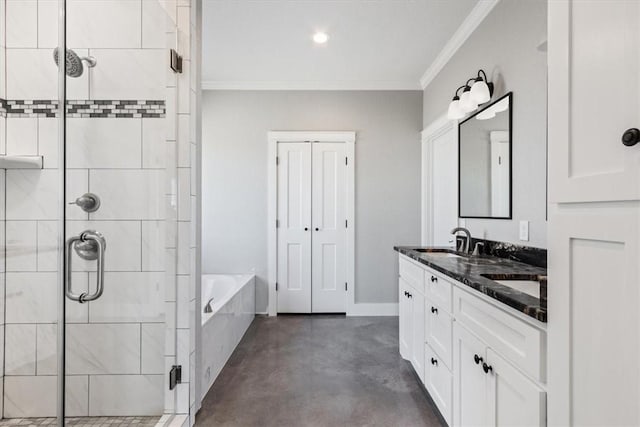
[261,304,399,317]
[347,303,399,317]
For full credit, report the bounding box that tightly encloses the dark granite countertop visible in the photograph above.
[394,246,547,323]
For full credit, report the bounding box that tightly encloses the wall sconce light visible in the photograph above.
[447,69,494,120]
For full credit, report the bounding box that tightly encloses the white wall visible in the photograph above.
[423,0,548,248]
[202,90,423,312]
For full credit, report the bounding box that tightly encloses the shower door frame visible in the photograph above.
[56,0,67,425]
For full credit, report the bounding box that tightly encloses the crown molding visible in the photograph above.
[419,0,500,90]
[201,80,422,91]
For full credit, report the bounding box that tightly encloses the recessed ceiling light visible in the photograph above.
[313,32,329,44]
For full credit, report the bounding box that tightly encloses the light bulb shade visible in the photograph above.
[492,97,509,113]
[447,99,465,120]
[476,107,496,121]
[460,89,477,113]
[470,79,491,104]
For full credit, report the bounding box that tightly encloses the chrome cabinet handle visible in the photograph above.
[65,230,106,303]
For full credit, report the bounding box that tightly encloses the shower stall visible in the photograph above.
[0,0,201,425]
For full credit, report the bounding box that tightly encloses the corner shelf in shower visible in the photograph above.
[0,155,43,169]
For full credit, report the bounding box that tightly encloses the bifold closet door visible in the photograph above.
[277,143,312,313]
[311,143,347,313]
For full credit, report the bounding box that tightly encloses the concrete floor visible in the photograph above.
[197,315,444,426]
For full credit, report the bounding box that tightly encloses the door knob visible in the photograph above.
[482,362,493,374]
[622,128,640,146]
[315,227,320,231]
[431,358,438,366]
[304,227,309,231]
[474,354,483,365]
[431,306,438,314]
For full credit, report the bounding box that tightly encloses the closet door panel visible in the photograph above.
[548,0,640,203]
[277,143,312,313]
[312,143,347,313]
[548,205,640,426]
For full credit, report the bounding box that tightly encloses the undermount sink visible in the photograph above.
[413,248,463,258]
[481,274,543,299]
[424,252,463,259]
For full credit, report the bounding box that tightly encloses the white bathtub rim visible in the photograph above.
[201,273,255,322]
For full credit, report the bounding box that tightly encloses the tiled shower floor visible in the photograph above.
[0,417,160,427]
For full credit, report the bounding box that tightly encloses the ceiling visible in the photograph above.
[202,0,480,90]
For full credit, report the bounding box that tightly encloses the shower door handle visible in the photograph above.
[65,230,106,303]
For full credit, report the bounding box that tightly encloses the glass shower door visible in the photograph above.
[1,1,178,424]
[59,0,172,424]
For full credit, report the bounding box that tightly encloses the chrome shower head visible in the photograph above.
[53,48,97,78]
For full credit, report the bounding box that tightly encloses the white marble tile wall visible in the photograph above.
[2,0,171,419]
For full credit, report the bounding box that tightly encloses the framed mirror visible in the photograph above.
[458,92,512,219]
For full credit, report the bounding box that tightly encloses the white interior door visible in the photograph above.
[423,119,458,246]
[311,142,347,313]
[277,143,312,313]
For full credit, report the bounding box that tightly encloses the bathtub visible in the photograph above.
[200,274,255,399]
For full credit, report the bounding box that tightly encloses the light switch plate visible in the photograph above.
[519,220,529,241]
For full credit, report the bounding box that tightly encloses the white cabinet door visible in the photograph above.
[453,324,490,427]
[548,0,640,203]
[425,343,453,425]
[399,278,413,360]
[486,349,545,427]
[311,142,347,312]
[277,143,312,313]
[548,206,640,426]
[410,290,425,380]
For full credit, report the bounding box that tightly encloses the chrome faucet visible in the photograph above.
[451,227,472,254]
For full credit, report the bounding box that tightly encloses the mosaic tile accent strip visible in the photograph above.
[0,416,161,426]
[0,99,165,118]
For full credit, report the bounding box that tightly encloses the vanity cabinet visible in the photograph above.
[398,254,547,427]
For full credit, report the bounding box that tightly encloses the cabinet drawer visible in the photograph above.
[425,268,453,313]
[453,287,546,382]
[425,343,453,426]
[426,302,453,370]
[399,255,425,293]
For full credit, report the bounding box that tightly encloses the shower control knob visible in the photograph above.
[70,193,101,213]
[622,128,640,146]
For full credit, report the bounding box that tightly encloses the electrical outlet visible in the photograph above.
[519,220,529,241]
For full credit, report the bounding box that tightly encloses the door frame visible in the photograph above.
[421,114,458,245]
[267,131,356,316]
